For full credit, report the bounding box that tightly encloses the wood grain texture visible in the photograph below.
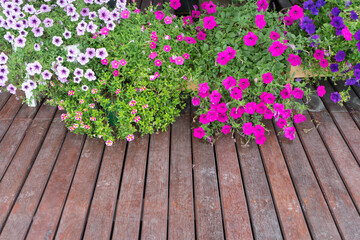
[25,133,85,240]
[83,140,127,240]
[0,114,66,240]
[0,95,23,120]
[112,135,149,240]
[0,92,10,111]
[295,110,360,239]
[55,137,104,240]
[141,130,170,240]
[273,120,341,240]
[215,134,253,240]
[236,137,282,240]
[260,120,311,240]
[192,136,224,240]
[168,108,195,240]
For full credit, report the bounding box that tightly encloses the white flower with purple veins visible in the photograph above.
[7,84,16,94]
[107,21,116,31]
[32,61,42,75]
[66,45,80,57]
[74,68,84,77]
[23,4,35,14]
[84,69,96,81]
[82,85,89,91]
[116,0,127,10]
[110,9,120,21]
[14,35,26,48]
[77,53,89,65]
[71,12,80,22]
[0,75,8,86]
[86,21,98,34]
[4,32,14,43]
[80,8,90,17]
[96,48,108,59]
[28,80,37,90]
[66,4,76,16]
[77,20,87,30]
[89,12,97,20]
[98,7,110,21]
[0,17,5,28]
[86,48,96,59]
[56,56,64,63]
[84,0,94,4]
[57,0,68,8]
[20,30,28,37]
[52,36,63,47]
[63,29,71,39]
[22,82,31,92]
[0,65,9,76]
[40,4,51,13]
[14,21,24,31]
[26,64,35,76]
[42,70,52,80]
[34,43,41,51]
[28,15,41,28]
[73,77,81,83]
[32,27,44,37]
[57,65,70,78]
[58,77,68,83]
[0,53,8,65]
[43,18,54,28]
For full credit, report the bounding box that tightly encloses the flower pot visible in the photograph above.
[25,90,37,107]
[290,65,329,79]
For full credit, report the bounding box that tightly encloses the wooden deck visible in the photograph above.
[0,80,359,240]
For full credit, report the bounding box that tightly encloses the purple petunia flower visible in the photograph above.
[305,23,316,35]
[43,18,54,28]
[330,92,341,103]
[0,53,8,64]
[7,84,16,94]
[77,53,89,65]
[303,0,314,10]
[0,65,9,75]
[310,7,319,15]
[42,70,52,80]
[77,20,87,30]
[96,48,108,59]
[345,78,357,85]
[354,30,360,41]
[84,69,96,81]
[32,27,44,37]
[330,63,339,72]
[74,68,84,77]
[40,4,51,13]
[52,36,63,47]
[14,35,26,48]
[335,51,346,62]
[4,32,14,43]
[86,48,96,59]
[331,7,340,16]
[32,61,42,74]
[346,1,352,8]
[331,16,345,29]
[71,13,80,22]
[57,65,70,78]
[66,5,76,16]
[351,11,358,20]
[315,0,326,8]
[28,15,41,28]
[355,69,360,79]
[57,0,68,8]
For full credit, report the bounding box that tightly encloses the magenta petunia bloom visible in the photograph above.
[207,110,219,122]
[221,125,231,135]
[256,102,268,114]
[313,49,324,60]
[243,32,258,46]
[185,37,196,44]
[209,90,222,103]
[281,109,292,119]
[203,16,217,30]
[194,127,205,139]
[164,16,172,24]
[149,52,157,59]
[175,56,184,65]
[205,1,217,14]
[197,31,206,41]
[294,114,306,123]
[223,76,237,90]
[264,109,274,119]
[113,70,119,76]
[121,10,129,19]
[280,88,291,99]
[150,42,157,49]
[262,72,273,84]
[270,31,280,40]
[120,59,127,66]
[269,41,287,57]
[183,53,190,59]
[230,87,243,100]
[154,59,162,66]
[238,78,250,90]
[277,118,287,129]
[319,59,328,68]
[225,46,236,60]
[199,82,209,94]
[217,51,230,65]
[164,45,171,52]
[284,126,296,140]
[257,0,268,12]
[154,11,165,20]
[255,14,266,29]
[192,97,200,106]
[317,85,326,97]
[255,135,266,145]
[288,5,303,20]
[111,60,119,69]
[218,113,228,123]
[177,35,184,41]
[101,59,108,65]
[217,103,228,113]
[292,87,304,99]
[199,114,209,124]
[287,54,302,66]
[284,16,294,26]
[100,27,109,35]
[243,122,253,135]
[342,27,352,41]
[245,102,257,114]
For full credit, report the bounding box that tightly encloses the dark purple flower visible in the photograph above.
[331,7,340,16]
[354,30,360,40]
[331,17,345,29]
[300,16,312,30]
[355,69,360,79]
[330,63,339,72]
[351,11,358,20]
[357,42,360,52]
[346,78,357,85]
[315,0,326,8]
[335,51,346,62]
[354,63,360,69]
[305,23,316,35]
[346,1,352,7]
[310,7,319,15]
[303,0,314,10]
[330,92,341,103]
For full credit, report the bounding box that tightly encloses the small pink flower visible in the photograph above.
[256,135,266,145]
[217,51,230,65]
[294,114,306,123]
[238,78,250,90]
[209,90,222,103]
[317,85,326,97]
[126,134,134,141]
[314,49,324,60]
[203,16,217,30]
[342,27,352,41]
[68,90,74,96]
[90,117,96,121]
[101,58,108,65]
[270,31,280,40]
[111,60,119,69]
[243,32,258,46]
[100,27,109,35]
[319,59,328,68]
[143,104,148,109]
[223,76,237,90]
[255,14,266,29]
[243,122,253,135]
[164,16,172,24]
[175,56,184,65]
[284,16,294,26]
[292,87,304,99]
[133,116,141,122]
[183,53,190,59]
[277,118,287,129]
[91,88,98,94]
[113,70,119,76]
[269,41,287,57]
[197,31,206,41]
[194,127,205,139]
[154,59,162,66]
[177,35,184,41]
[121,10,129,19]
[164,45,171,52]
[288,5,303,20]
[129,100,137,106]
[284,126,296,140]
[262,72,273,84]
[120,59,127,66]
[154,11,165,20]
[79,99,84,104]
[287,54,302,66]
[149,52,158,59]
[192,97,200,106]
[230,87,243,100]
[105,140,113,146]
[115,89,121,94]
[89,103,95,108]
[61,114,67,120]
[150,42,157,49]
[221,125,231,135]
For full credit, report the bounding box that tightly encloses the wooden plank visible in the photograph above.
[192,135,224,240]
[0,114,66,239]
[0,115,55,229]
[215,134,253,240]
[0,92,10,110]
[25,133,85,240]
[168,107,195,240]
[112,135,149,240]
[83,140,127,240]
[331,82,360,128]
[273,121,342,240]
[141,130,170,240]
[259,120,311,240]
[295,110,360,239]
[236,138,282,240]
[306,99,360,209]
[0,95,23,120]
[55,137,104,240]
[0,103,41,179]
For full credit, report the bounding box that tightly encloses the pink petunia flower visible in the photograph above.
[243,122,253,135]
[245,102,257,114]
[284,126,296,140]
[120,59,127,66]
[238,78,250,90]
[269,41,287,57]
[111,60,119,69]
[262,72,273,84]
[175,56,184,65]
[223,76,237,90]
[292,87,304,99]
[342,27,352,41]
[164,45,171,52]
[287,54,302,66]
[113,70,119,76]
[277,118,287,129]
[257,0,268,12]
[209,90,222,104]
[255,15,266,29]
[154,59,162,66]
[192,97,200,106]
[164,16,172,24]
[203,16,217,30]
[194,127,205,139]
[294,114,306,123]
[230,87,243,100]
[154,11,165,20]
[270,31,281,40]
[319,59,328,68]
[217,51,230,65]
[221,125,231,135]
[317,85,326,97]
[126,134,134,141]
[288,5,303,20]
[243,32,258,46]
[314,49,324,60]
[197,31,206,41]
[121,10,129,19]
[100,27,109,35]
[101,58,108,65]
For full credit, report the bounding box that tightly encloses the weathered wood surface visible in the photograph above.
[1,79,360,240]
